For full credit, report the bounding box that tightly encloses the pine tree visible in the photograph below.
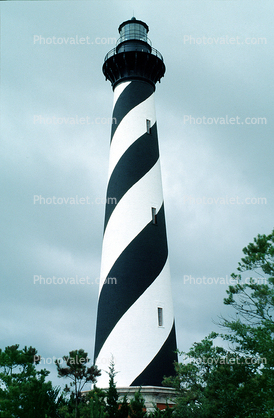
[129,388,146,418]
[0,345,60,418]
[117,393,129,418]
[55,349,101,418]
[105,358,119,418]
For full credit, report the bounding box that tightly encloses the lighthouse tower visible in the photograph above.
[94,17,177,390]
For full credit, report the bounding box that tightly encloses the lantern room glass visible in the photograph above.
[119,22,148,43]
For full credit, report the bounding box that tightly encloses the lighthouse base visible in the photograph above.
[117,386,176,413]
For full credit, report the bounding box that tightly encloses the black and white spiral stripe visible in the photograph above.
[94,80,177,387]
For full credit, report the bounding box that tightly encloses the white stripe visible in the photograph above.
[108,94,156,180]
[95,259,174,388]
[112,81,131,108]
[99,160,163,294]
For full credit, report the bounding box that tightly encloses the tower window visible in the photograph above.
[152,207,157,225]
[158,307,163,327]
[146,119,151,134]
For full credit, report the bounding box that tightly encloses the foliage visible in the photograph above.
[55,349,101,418]
[164,334,268,417]
[0,344,60,418]
[147,404,173,418]
[0,344,176,417]
[164,229,274,418]
[104,358,119,418]
[117,394,130,418]
[129,388,146,418]
[79,388,106,418]
[104,358,130,418]
[223,230,274,326]
[222,229,274,415]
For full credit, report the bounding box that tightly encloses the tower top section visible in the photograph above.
[118,17,149,36]
[117,17,149,47]
[103,17,165,90]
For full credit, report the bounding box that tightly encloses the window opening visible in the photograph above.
[158,307,163,326]
[146,119,151,134]
[152,207,157,225]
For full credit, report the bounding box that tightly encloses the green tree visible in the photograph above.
[164,333,265,418]
[104,358,119,418]
[56,386,77,418]
[129,388,146,418]
[0,344,60,418]
[148,404,173,418]
[117,393,130,418]
[164,230,274,418]
[79,387,106,418]
[221,229,274,416]
[56,349,101,418]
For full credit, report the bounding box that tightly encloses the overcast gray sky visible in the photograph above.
[1,0,273,389]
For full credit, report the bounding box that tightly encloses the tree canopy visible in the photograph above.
[164,229,274,418]
[0,344,60,418]
[55,349,101,418]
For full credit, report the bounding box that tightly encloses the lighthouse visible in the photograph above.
[94,17,178,390]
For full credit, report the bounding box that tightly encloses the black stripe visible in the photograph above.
[130,322,178,387]
[111,81,154,141]
[94,204,168,361]
[104,123,159,232]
